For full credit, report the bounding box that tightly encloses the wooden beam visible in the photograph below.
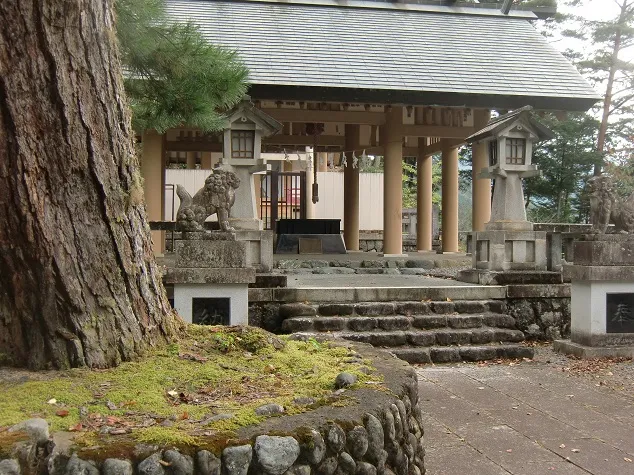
[359,146,418,157]
[165,141,221,152]
[261,108,386,126]
[264,135,346,147]
[400,124,476,139]
[423,139,464,156]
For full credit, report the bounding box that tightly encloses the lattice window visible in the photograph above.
[231,130,255,159]
[505,138,526,165]
[489,140,498,166]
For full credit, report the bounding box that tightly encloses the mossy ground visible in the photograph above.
[0,326,381,448]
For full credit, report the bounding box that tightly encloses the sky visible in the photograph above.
[549,0,634,61]
[559,0,622,20]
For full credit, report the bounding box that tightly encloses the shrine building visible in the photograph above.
[141,0,599,255]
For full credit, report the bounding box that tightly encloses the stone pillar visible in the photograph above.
[141,131,165,255]
[441,140,459,253]
[186,151,196,169]
[201,152,212,169]
[472,109,491,231]
[383,106,404,256]
[344,124,360,251]
[417,139,433,251]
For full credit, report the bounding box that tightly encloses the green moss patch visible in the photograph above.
[0,326,382,447]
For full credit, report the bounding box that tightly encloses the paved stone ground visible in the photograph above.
[417,349,634,475]
[285,274,470,288]
[274,251,470,264]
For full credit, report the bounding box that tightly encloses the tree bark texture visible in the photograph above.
[0,1,180,369]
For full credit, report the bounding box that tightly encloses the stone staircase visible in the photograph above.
[280,300,534,364]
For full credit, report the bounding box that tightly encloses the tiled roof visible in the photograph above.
[165,0,599,110]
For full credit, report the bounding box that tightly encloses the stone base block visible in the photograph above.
[173,283,249,325]
[569,279,634,345]
[229,217,263,231]
[456,269,562,286]
[564,265,634,281]
[175,239,248,268]
[554,339,634,359]
[164,267,255,285]
[485,220,534,232]
[471,229,547,272]
[235,230,274,272]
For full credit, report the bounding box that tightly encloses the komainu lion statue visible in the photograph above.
[588,175,634,234]
[175,169,240,232]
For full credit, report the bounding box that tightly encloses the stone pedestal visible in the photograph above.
[457,222,549,284]
[165,232,255,325]
[555,234,634,358]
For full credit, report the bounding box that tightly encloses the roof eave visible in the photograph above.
[248,84,601,113]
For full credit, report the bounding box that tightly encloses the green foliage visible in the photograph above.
[525,113,602,222]
[116,0,248,132]
[402,158,441,209]
[559,0,634,172]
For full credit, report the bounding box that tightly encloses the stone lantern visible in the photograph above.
[474,106,551,230]
[461,106,554,280]
[219,96,282,230]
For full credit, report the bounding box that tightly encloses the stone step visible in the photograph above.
[249,286,507,304]
[389,344,535,364]
[336,328,525,347]
[277,300,507,319]
[281,313,517,334]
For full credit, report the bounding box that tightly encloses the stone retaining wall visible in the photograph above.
[506,285,571,340]
[1,345,425,475]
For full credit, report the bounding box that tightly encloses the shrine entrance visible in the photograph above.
[258,170,307,231]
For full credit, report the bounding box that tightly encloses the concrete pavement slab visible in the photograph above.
[424,445,510,475]
[417,358,634,475]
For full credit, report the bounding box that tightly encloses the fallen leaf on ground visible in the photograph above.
[625,458,632,463]
[559,444,566,449]
[47,398,57,405]
[571,449,580,453]
[55,409,69,417]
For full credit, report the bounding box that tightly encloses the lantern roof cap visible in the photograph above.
[223,96,283,137]
[466,106,554,144]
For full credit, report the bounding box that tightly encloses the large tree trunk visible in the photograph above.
[0,1,180,370]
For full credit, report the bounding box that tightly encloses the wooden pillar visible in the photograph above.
[417,139,433,251]
[344,125,360,251]
[141,131,165,255]
[201,152,212,169]
[382,106,404,256]
[441,140,459,253]
[472,109,492,231]
[186,151,196,169]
